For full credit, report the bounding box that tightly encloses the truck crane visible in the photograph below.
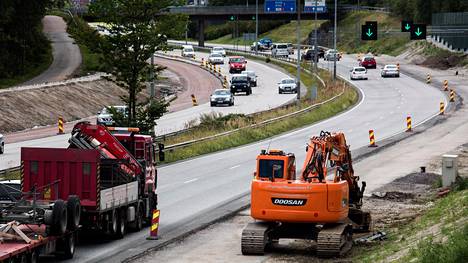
[241,131,371,257]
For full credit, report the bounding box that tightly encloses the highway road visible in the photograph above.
[154,50,297,135]
[21,16,82,86]
[61,51,446,262]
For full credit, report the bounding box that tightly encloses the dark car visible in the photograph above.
[230,74,252,95]
[360,56,377,69]
[301,47,325,61]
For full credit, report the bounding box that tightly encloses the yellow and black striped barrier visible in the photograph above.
[200,58,205,67]
[58,117,64,134]
[443,80,448,91]
[406,116,412,132]
[368,130,377,147]
[440,102,445,115]
[450,89,455,102]
[146,209,160,240]
[426,74,431,84]
[191,94,198,106]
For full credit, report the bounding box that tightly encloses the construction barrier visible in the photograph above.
[146,209,160,240]
[200,58,204,67]
[397,63,400,71]
[58,117,64,134]
[406,116,412,132]
[217,66,222,76]
[223,76,229,89]
[191,94,198,106]
[368,130,377,147]
[440,102,445,115]
[426,74,431,84]
[443,80,448,91]
[450,89,455,102]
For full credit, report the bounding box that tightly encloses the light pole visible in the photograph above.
[255,0,259,55]
[333,0,337,81]
[296,0,301,104]
[314,0,318,71]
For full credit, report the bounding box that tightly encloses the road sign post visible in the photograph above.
[265,0,296,13]
[304,0,327,13]
[401,21,413,32]
[361,21,378,41]
[410,24,427,40]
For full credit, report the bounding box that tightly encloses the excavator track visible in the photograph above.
[241,222,270,255]
[316,223,352,258]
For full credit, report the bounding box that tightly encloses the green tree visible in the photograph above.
[89,0,186,131]
[414,0,432,23]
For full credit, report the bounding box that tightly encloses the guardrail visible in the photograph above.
[0,167,21,179]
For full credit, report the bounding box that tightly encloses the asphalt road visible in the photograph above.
[154,50,297,135]
[63,53,445,262]
[21,16,82,86]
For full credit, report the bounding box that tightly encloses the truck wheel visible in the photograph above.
[67,195,81,231]
[60,233,75,259]
[51,200,68,235]
[130,203,143,231]
[115,208,126,239]
[109,209,118,236]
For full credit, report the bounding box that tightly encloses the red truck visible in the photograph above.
[0,122,162,261]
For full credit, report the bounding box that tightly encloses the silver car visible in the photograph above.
[210,89,234,107]
[278,78,297,94]
[381,64,400,77]
[324,49,340,61]
[208,53,224,65]
[0,133,4,154]
[97,105,128,126]
[241,70,257,87]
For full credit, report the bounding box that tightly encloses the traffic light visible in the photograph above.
[410,24,427,40]
[401,21,413,32]
[229,15,237,21]
[361,21,378,41]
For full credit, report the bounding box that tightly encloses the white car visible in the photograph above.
[350,67,368,80]
[211,46,226,56]
[97,105,128,126]
[381,64,400,77]
[181,45,195,58]
[271,43,289,57]
[0,133,4,154]
[208,53,224,64]
[324,49,341,61]
[278,78,297,94]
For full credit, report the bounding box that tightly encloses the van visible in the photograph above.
[271,43,289,57]
[181,45,195,58]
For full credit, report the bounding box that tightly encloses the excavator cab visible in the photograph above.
[255,150,296,181]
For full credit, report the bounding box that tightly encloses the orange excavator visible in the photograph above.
[241,131,371,257]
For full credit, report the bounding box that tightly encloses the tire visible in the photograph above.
[50,200,67,235]
[210,102,215,107]
[253,81,257,87]
[248,89,252,95]
[279,90,282,94]
[0,143,3,154]
[59,233,75,259]
[109,209,118,236]
[115,208,126,239]
[67,195,81,231]
[132,203,143,231]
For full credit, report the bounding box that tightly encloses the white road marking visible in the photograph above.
[229,165,241,169]
[184,178,199,184]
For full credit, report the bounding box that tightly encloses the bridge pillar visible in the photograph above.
[198,18,205,47]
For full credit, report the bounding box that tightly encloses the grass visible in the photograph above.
[210,20,325,45]
[336,11,409,56]
[0,41,53,89]
[353,183,468,262]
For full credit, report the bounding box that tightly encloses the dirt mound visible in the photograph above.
[393,172,441,185]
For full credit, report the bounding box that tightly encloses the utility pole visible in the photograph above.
[296,0,301,104]
[314,0,318,71]
[333,0,337,81]
[255,0,259,55]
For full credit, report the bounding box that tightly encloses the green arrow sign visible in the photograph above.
[415,27,422,36]
[366,28,373,37]
[405,23,411,30]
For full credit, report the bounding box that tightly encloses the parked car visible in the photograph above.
[211,46,226,57]
[350,66,368,80]
[181,45,195,58]
[97,105,128,126]
[0,133,4,154]
[287,43,294,54]
[271,43,290,57]
[278,78,297,94]
[208,53,224,64]
[359,55,377,69]
[229,56,247,73]
[324,49,341,61]
[241,70,258,87]
[210,89,234,107]
[381,64,400,78]
[230,74,252,95]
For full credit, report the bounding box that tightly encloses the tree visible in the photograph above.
[89,0,186,131]
[414,0,432,23]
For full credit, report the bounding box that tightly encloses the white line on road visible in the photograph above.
[184,178,199,184]
[229,165,241,170]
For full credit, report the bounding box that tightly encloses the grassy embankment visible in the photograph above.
[210,20,325,46]
[353,180,468,262]
[336,10,409,56]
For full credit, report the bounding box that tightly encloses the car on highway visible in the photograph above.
[211,46,226,57]
[324,49,341,61]
[301,47,325,61]
[97,105,128,126]
[349,66,368,80]
[359,55,377,69]
[230,74,252,95]
[210,89,234,107]
[0,133,4,154]
[271,43,290,57]
[229,56,247,73]
[278,78,297,94]
[241,70,258,87]
[287,43,294,54]
[259,37,273,49]
[208,53,224,65]
[381,64,400,78]
[181,45,195,58]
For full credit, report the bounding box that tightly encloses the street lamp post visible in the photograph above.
[296,0,301,104]
[255,0,259,55]
[333,0,337,81]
